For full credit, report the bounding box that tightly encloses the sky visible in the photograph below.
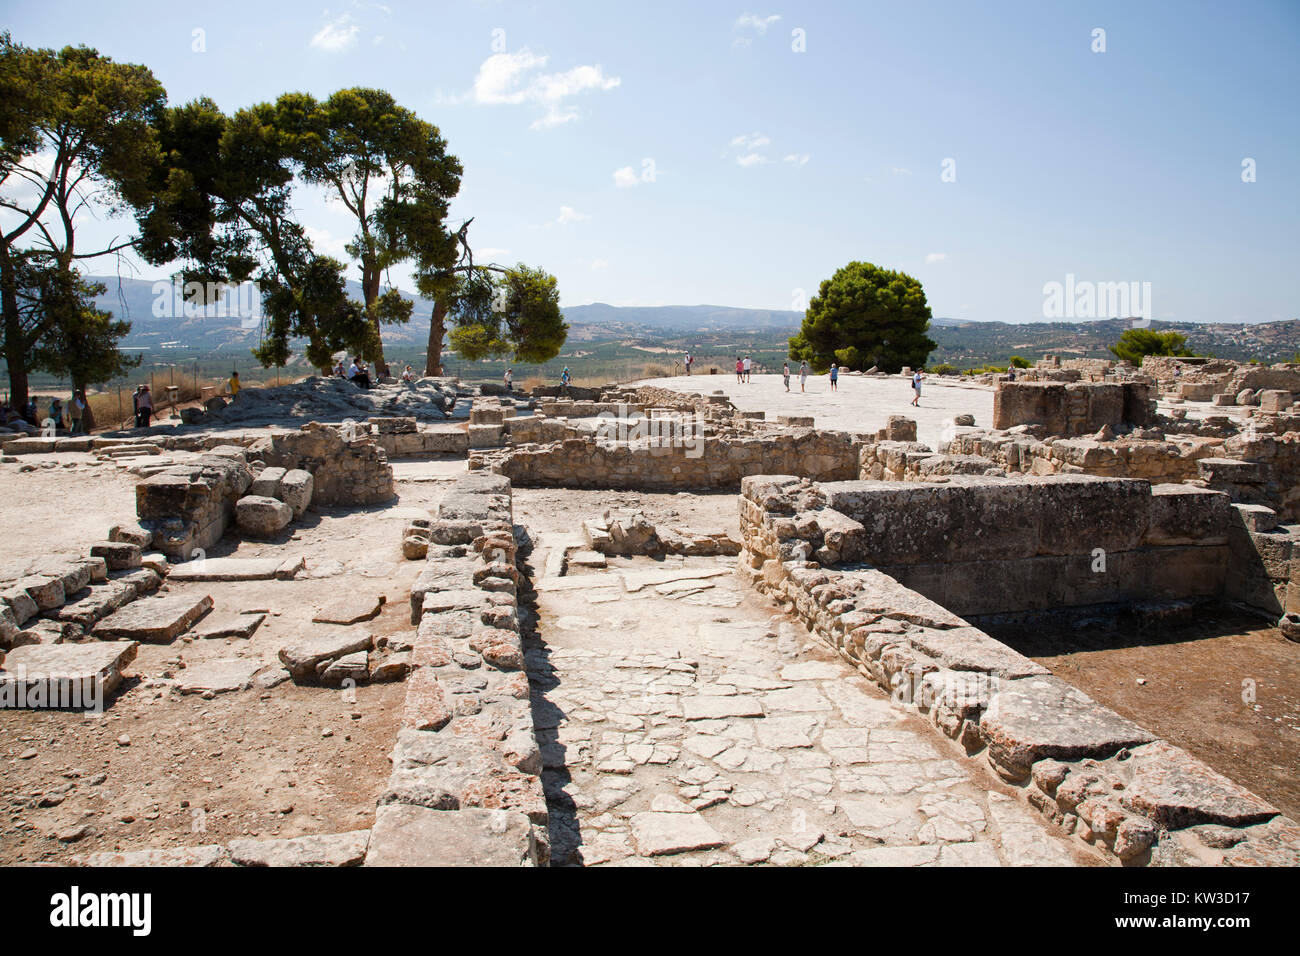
[3,0,1298,324]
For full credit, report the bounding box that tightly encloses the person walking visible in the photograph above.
[799,360,809,393]
[560,367,571,397]
[911,369,923,407]
[742,355,752,383]
[685,352,693,375]
[782,361,791,392]
[829,362,839,392]
[136,384,154,427]
[504,368,513,392]
[735,357,743,384]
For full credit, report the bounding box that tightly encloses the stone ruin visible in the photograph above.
[3,358,1299,868]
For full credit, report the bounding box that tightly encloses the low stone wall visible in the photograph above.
[993,382,1153,434]
[943,431,1215,484]
[247,422,394,506]
[743,473,1231,617]
[736,475,1300,865]
[135,449,253,560]
[366,473,544,866]
[367,417,468,458]
[473,430,864,491]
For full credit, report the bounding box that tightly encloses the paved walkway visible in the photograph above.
[640,373,995,449]
[526,545,1086,867]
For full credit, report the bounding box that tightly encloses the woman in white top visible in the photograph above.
[799,361,809,393]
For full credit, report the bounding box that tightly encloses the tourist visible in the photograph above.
[48,397,64,434]
[504,368,513,392]
[135,384,153,427]
[735,356,743,383]
[401,365,414,383]
[799,360,809,393]
[348,357,370,389]
[24,398,37,425]
[829,362,839,392]
[228,370,241,396]
[911,369,923,407]
[69,390,87,435]
[334,359,345,377]
[685,352,693,375]
[743,355,752,382]
[783,361,791,392]
[560,367,572,396]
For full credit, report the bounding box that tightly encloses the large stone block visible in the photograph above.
[235,495,293,537]
[1144,484,1231,546]
[278,469,314,519]
[0,641,138,706]
[979,676,1155,781]
[364,804,537,866]
[92,594,214,643]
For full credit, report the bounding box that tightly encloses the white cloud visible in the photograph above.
[735,153,769,167]
[735,13,782,34]
[590,258,609,270]
[311,14,360,53]
[556,205,590,225]
[782,153,810,166]
[925,252,948,264]
[471,48,620,130]
[613,166,641,188]
[305,225,350,259]
[730,132,770,151]
[891,167,913,176]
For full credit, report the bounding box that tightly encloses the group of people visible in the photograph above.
[734,356,756,382]
[6,391,92,434]
[334,356,373,389]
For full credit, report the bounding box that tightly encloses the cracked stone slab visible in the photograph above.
[629,811,727,856]
[313,594,386,625]
[621,567,731,593]
[177,658,265,695]
[979,676,1155,780]
[365,804,537,866]
[92,594,213,643]
[0,641,138,704]
[1119,740,1279,829]
[228,830,370,867]
[167,557,284,582]
[681,696,764,720]
[191,612,266,640]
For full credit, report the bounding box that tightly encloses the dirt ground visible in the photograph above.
[986,608,1300,822]
[0,456,461,864]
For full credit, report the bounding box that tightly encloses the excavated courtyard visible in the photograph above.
[2,360,1298,867]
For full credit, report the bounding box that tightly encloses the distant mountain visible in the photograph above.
[84,276,1296,366]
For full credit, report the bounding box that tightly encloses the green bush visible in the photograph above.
[1009,355,1031,368]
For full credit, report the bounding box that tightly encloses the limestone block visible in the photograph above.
[235,495,293,537]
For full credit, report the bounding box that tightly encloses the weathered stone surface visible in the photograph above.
[235,494,293,537]
[46,580,135,628]
[249,465,287,498]
[629,811,727,856]
[278,626,374,681]
[365,804,537,866]
[0,641,138,704]
[177,658,264,695]
[681,696,764,720]
[1,586,39,626]
[167,557,283,581]
[190,612,265,640]
[89,541,143,572]
[229,830,369,867]
[92,594,213,643]
[1120,740,1280,829]
[278,469,314,519]
[979,676,1155,780]
[84,845,230,867]
[313,594,385,625]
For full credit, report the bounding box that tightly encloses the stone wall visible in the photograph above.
[366,472,545,866]
[992,382,1152,434]
[736,474,1300,865]
[474,430,864,491]
[739,473,1232,618]
[247,422,394,506]
[135,449,253,560]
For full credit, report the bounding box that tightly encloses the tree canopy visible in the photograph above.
[447,264,567,365]
[1109,328,1192,364]
[789,261,936,373]
[0,33,164,411]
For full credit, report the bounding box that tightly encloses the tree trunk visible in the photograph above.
[424,299,447,377]
[363,262,384,371]
[0,245,30,413]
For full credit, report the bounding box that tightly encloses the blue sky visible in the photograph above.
[4,0,1298,323]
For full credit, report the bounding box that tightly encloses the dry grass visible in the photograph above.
[85,376,229,431]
